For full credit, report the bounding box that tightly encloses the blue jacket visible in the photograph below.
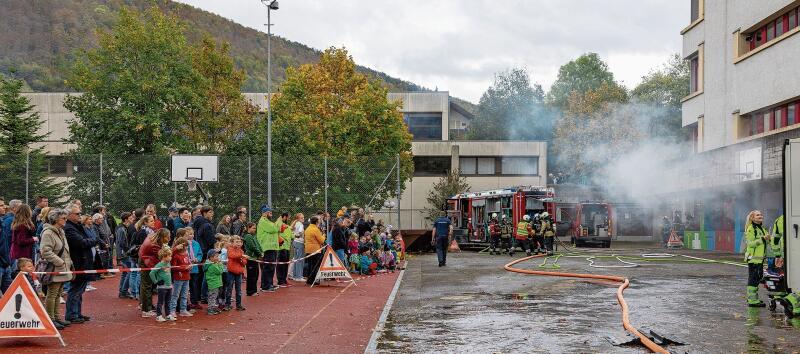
[360,254,373,274]
[0,213,14,267]
[189,240,203,274]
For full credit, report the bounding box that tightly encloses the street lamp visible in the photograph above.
[261,0,279,206]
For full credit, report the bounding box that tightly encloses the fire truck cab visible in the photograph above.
[573,202,612,248]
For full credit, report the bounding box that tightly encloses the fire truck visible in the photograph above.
[572,202,613,248]
[446,186,555,247]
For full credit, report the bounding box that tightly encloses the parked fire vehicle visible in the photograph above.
[447,186,555,248]
[572,202,612,248]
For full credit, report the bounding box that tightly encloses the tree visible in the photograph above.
[424,170,470,223]
[181,37,258,154]
[631,54,690,142]
[546,53,623,109]
[551,83,639,184]
[232,48,414,213]
[466,68,552,141]
[64,7,203,155]
[0,76,62,202]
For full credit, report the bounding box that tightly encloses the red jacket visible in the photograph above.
[138,236,162,268]
[226,246,246,275]
[170,250,191,281]
[10,224,36,260]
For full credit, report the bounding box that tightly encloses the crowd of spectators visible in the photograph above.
[0,196,405,329]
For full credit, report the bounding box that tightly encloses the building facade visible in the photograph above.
[676,0,800,252]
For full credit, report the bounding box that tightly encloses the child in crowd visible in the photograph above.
[395,234,406,269]
[243,222,263,297]
[359,247,377,275]
[348,234,360,273]
[363,235,375,252]
[379,248,396,272]
[15,258,44,299]
[170,237,193,317]
[180,228,204,311]
[204,249,224,315]
[215,235,230,304]
[150,248,174,322]
[225,235,247,311]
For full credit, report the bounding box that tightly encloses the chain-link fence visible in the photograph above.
[0,153,403,228]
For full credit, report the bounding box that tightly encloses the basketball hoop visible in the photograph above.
[187,177,198,192]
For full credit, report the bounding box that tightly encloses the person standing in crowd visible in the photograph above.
[431,211,452,267]
[744,210,769,307]
[116,212,135,299]
[231,211,247,237]
[145,204,162,230]
[64,203,97,324]
[139,229,170,317]
[304,216,326,285]
[92,213,113,277]
[257,205,279,292]
[514,215,533,257]
[178,228,203,310]
[10,204,37,263]
[149,247,174,322]
[225,235,247,310]
[40,208,72,330]
[34,207,51,263]
[0,199,6,218]
[93,205,117,245]
[332,218,349,268]
[290,214,305,281]
[131,215,155,303]
[276,214,292,287]
[193,206,216,302]
[32,195,48,223]
[165,206,178,237]
[539,212,556,256]
[243,222,262,296]
[80,215,100,292]
[0,199,22,292]
[216,214,232,235]
[488,213,500,255]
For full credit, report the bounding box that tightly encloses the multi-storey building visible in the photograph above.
[677,0,800,251]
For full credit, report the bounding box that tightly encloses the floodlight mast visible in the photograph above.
[261,0,279,206]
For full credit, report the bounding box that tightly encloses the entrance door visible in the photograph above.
[786,139,800,291]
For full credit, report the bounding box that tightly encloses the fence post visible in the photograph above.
[396,154,401,231]
[99,153,103,205]
[25,152,30,204]
[173,182,177,207]
[324,156,329,235]
[248,155,252,221]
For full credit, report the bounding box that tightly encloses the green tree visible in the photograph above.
[466,68,552,141]
[232,48,414,212]
[552,83,637,184]
[631,54,690,141]
[64,7,202,155]
[0,76,62,202]
[546,53,623,109]
[423,170,470,223]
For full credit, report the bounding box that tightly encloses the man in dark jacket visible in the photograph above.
[64,203,98,324]
[0,199,21,293]
[332,218,350,266]
[192,206,215,302]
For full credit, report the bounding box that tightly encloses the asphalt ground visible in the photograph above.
[0,271,399,353]
[377,243,800,353]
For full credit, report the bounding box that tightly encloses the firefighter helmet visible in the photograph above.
[502,214,507,219]
[540,212,550,219]
[491,213,498,219]
[523,215,531,221]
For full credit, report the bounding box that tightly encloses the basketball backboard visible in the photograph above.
[171,155,219,182]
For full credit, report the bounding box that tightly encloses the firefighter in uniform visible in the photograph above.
[768,215,785,274]
[744,210,769,307]
[499,215,513,255]
[540,212,556,256]
[488,213,501,255]
[514,215,534,257]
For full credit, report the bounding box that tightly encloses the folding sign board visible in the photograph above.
[312,246,354,287]
[0,274,64,346]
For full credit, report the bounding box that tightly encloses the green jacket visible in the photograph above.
[744,223,768,264]
[279,222,293,251]
[149,261,172,288]
[243,233,264,259]
[769,215,785,258]
[257,216,280,251]
[204,260,224,290]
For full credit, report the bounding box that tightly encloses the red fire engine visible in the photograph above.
[446,186,555,246]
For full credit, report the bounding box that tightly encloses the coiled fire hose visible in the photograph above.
[504,255,669,353]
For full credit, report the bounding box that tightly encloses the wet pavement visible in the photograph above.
[377,244,800,353]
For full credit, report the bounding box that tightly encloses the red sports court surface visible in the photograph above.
[0,272,399,353]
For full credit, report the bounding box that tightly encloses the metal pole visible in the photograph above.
[248,155,253,221]
[324,155,328,217]
[173,182,177,207]
[396,154,401,231]
[266,4,273,207]
[99,153,103,205]
[25,152,29,203]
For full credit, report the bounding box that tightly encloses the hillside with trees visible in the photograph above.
[0,0,424,93]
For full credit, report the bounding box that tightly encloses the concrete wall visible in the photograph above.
[388,92,450,141]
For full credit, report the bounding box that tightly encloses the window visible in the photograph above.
[790,103,797,126]
[777,17,785,37]
[774,108,784,130]
[767,21,776,41]
[501,157,539,175]
[689,55,699,93]
[459,157,496,175]
[404,113,442,140]
[47,156,69,177]
[413,156,450,176]
[742,5,800,55]
[790,9,798,31]
[690,0,700,22]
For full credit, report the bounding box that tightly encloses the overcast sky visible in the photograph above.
[174,0,688,102]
